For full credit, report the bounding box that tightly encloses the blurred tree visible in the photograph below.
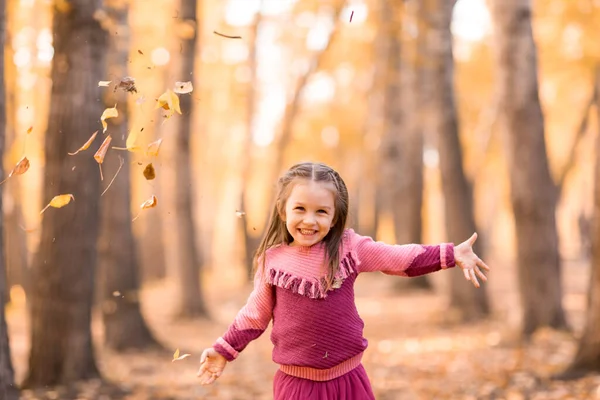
[0,0,19,396]
[23,0,107,386]
[163,0,208,317]
[96,0,160,350]
[559,68,600,379]
[239,4,263,278]
[420,0,489,319]
[490,0,567,334]
[378,0,430,290]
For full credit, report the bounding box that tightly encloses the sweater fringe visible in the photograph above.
[266,250,360,299]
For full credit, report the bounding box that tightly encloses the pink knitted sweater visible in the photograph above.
[213,229,455,381]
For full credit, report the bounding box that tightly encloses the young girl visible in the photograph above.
[198,162,489,399]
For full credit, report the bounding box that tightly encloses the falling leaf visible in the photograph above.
[172,353,191,362]
[116,76,137,94]
[101,105,118,133]
[94,136,112,180]
[146,139,163,157]
[40,194,75,214]
[26,126,33,134]
[132,195,157,221]
[68,131,98,155]
[174,81,193,94]
[137,49,144,55]
[235,210,246,218]
[143,163,155,180]
[173,348,179,359]
[213,31,242,39]
[54,0,72,13]
[155,89,182,117]
[98,80,112,87]
[136,96,146,105]
[112,291,121,297]
[0,157,30,185]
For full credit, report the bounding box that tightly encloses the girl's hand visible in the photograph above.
[454,232,490,288]
[197,348,227,385]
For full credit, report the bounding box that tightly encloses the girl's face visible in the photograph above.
[283,180,336,247]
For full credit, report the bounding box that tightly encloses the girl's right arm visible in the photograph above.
[210,264,274,361]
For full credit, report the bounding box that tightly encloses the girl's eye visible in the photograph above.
[294,207,304,211]
[318,210,327,214]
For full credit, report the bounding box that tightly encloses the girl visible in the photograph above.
[198,162,489,399]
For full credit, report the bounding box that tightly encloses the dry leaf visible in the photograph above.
[172,353,191,362]
[235,210,246,218]
[173,348,180,359]
[94,136,112,180]
[54,0,72,13]
[174,81,193,94]
[101,105,118,133]
[40,194,75,214]
[143,163,155,180]
[155,89,182,117]
[137,49,144,55]
[132,195,157,221]
[68,131,98,155]
[116,76,137,94]
[98,81,112,87]
[26,126,33,134]
[0,157,30,185]
[146,139,163,157]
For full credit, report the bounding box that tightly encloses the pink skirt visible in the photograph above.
[273,364,376,400]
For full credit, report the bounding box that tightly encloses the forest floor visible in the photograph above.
[6,255,600,400]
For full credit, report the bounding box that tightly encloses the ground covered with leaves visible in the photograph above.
[7,260,600,399]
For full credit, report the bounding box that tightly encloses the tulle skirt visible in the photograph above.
[273,364,376,400]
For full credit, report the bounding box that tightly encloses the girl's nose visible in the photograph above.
[303,213,316,224]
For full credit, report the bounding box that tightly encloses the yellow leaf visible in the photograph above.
[174,81,193,94]
[98,80,112,87]
[173,348,180,359]
[68,131,98,155]
[156,89,182,116]
[125,129,140,152]
[146,139,163,157]
[101,105,118,133]
[172,353,191,362]
[40,194,74,214]
[54,0,72,13]
[26,126,33,134]
[132,195,157,222]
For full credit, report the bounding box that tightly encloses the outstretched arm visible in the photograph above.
[353,230,489,287]
[197,265,274,385]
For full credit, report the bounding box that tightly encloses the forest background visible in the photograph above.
[1,0,600,399]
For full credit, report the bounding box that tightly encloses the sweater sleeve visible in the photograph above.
[213,265,274,361]
[351,230,455,277]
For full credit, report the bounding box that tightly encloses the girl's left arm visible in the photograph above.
[352,232,455,277]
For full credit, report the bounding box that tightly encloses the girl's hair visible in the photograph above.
[254,162,349,288]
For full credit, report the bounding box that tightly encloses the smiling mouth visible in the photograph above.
[299,229,317,236]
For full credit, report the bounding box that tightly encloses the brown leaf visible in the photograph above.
[0,157,30,185]
[137,49,144,55]
[143,163,155,180]
[26,126,33,134]
[132,195,157,221]
[116,76,137,94]
[94,136,112,181]
[68,131,98,155]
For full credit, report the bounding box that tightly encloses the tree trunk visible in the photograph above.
[421,0,489,319]
[490,0,567,335]
[240,6,262,278]
[97,0,160,350]
[558,68,600,379]
[0,0,19,395]
[378,0,430,290]
[23,0,107,386]
[164,0,208,318]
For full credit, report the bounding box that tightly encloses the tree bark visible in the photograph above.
[558,68,600,379]
[23,0,107,386]
[97,0,160,350]
[164,0,208,318]
[0,0,19,395]
[378,0,430,290]
[421,0,489,319]
[490,0,567,334]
